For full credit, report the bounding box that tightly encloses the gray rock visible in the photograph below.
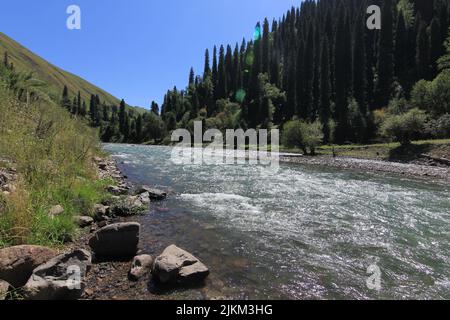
[106,185,128,196]
[73,216,94,228]
[152,245,209,286]
[23,249,91,300]
[129,254,154,281]
[110,196,146,217]
[49,205,64,218]
[135,186,167,201]
[0,280,10,300]
[88,222,140,259]
[0,245,57,288]
[138,192,151,205]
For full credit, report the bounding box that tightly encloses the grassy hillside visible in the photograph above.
[0,32,122,107]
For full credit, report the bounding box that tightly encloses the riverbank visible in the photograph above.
[280,155,450,183]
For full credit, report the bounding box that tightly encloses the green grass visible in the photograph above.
[0,79,113,248]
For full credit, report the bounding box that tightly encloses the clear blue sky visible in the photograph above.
[0,0,300,108]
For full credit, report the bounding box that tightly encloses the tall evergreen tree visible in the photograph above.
[375,0,395,107]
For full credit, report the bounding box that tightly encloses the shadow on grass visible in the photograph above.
[388,143,432,162]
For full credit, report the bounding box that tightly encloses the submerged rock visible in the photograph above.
[0,245,57,288]
[152,245,209,286]
[24,249,91,300]
[128,254,153,281]
[88,222,140,259]
[135,186,167,201]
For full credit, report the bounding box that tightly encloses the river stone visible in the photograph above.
[152,245,209,286]
[135,186,167,201]
[88,222,140,258]
[129,254,154,281]
[73,216,94,228]
[0,280,10,300]
[106,185,128,196]
[49,205,64,218]
[23,249,91,300]
[0,245,57,288]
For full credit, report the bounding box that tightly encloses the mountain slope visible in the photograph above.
[0,32,121,106]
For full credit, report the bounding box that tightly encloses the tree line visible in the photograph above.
[159,0,450,147]
[57,0,450,148]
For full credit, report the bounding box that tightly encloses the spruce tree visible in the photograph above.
[320,36,331,144]
[416,20,430,79]
[375,0,395,107]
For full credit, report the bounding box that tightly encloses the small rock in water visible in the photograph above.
[128,254,154,281]
[88,222,140,259]
[152,245,209,286]
[135,186,167,201]
[23,249,92,300]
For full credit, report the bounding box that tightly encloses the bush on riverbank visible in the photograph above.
[0,67,110,247]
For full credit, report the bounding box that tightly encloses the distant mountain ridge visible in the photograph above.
[0,32,122,107]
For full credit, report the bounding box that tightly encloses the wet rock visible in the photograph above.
[129,254,153,281]
[110,196,147,216]
[0,280,11,300]
[0,245,57,288]
[74,216,94,228]
[49,205,64,218]
[24,249,91,300]
[135,186,167,201]
[88,222,140,259]
[152,245,209,286]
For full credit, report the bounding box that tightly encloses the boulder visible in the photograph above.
[88,222,140,259]
[110,196,147,216]
[152,245,209,286]
[128,254,154,281]
[135,186,167,201]
[0,280,10,300]
[0,245,57,288]
[49,205,64,218]
[23,249,91,300]
[73,216,94,228]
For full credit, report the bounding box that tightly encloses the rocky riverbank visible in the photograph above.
[0,156,210,300]
[280,155,450,183]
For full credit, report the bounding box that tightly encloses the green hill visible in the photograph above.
[0,32,122,106]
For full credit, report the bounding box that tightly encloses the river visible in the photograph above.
[103,144,450,300]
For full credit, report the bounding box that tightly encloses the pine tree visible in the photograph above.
[203,48,211,78]
[61,86,71,111]
[119,99,126,134]
[262,18,270,76]
[429,18,442,75]
[189,67,195,86]
[353,13,367,114]
[375,0,395,107]
[217,45,227,99]
[416,20,430,79]
[320,36,331,144]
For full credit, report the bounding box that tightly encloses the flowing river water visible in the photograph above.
[103,144,450,300]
